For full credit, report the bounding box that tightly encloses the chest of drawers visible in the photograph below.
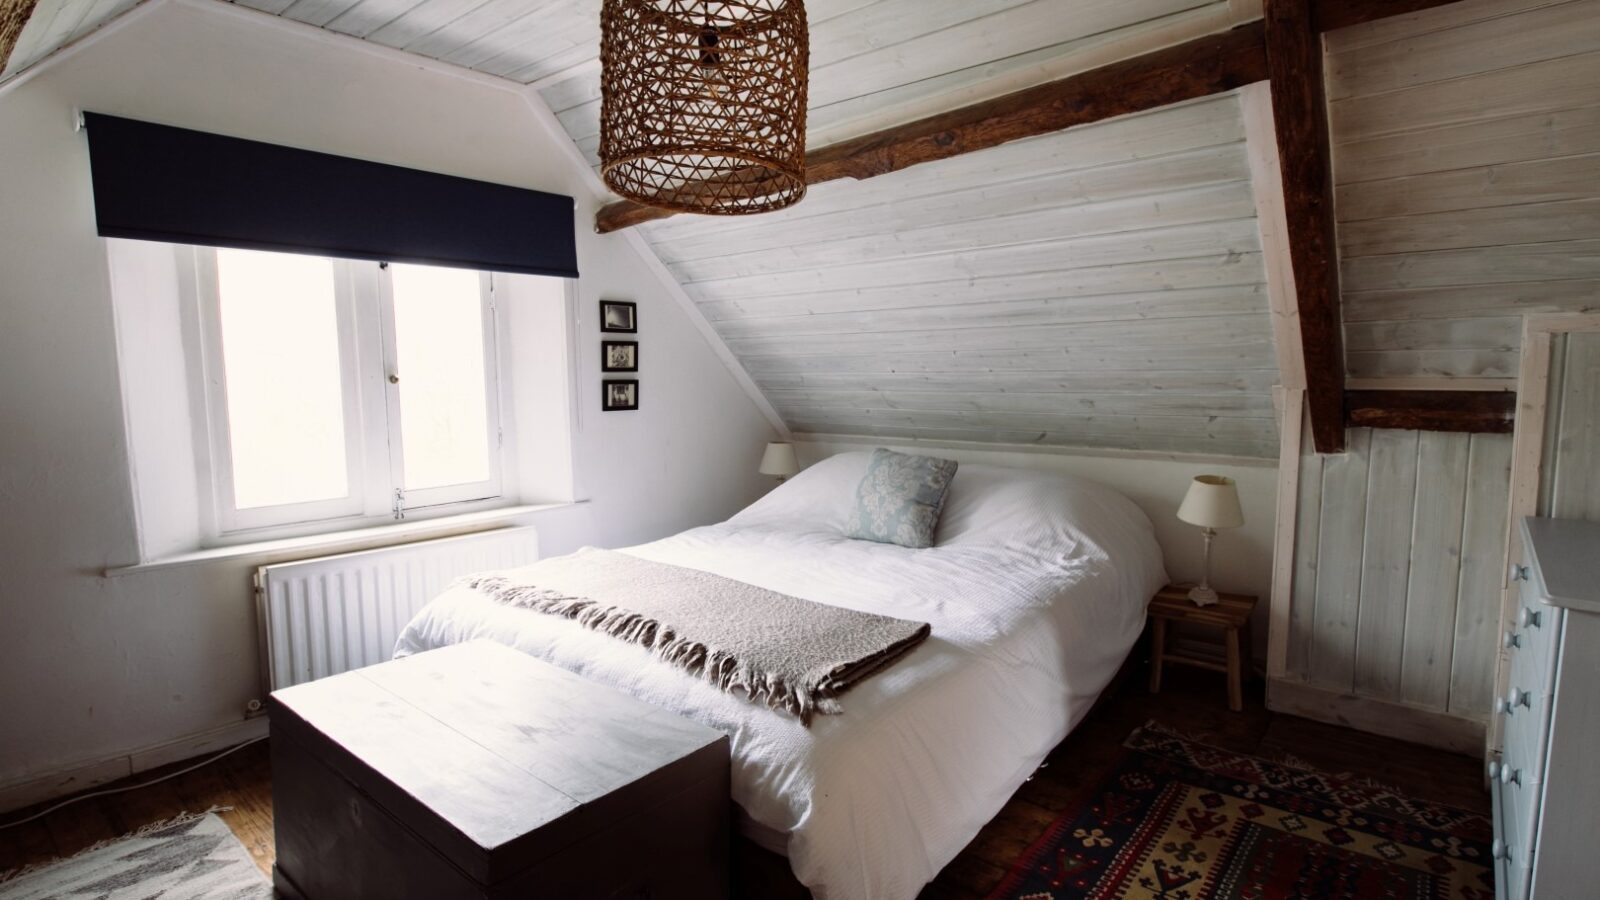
[1491,517,1600,900]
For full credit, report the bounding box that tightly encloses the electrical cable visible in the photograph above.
[0,735,268,831]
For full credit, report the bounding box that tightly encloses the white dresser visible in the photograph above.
[1492,517,1600,900]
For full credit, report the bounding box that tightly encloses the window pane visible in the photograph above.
[215,248,349,510]
[389,264,492,491]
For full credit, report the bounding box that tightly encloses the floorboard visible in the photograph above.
[0,658,1488,898]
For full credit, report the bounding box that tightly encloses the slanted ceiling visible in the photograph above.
[209,0,1241,163]
[638,94,1280,458]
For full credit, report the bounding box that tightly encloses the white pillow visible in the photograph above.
[729,451,874,532]
[935,463,1157,552]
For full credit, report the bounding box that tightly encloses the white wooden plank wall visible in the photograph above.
[637,93,1279,457]
[1327,0,1600,380]
[1539,331,1600,519]
[1287,426,1513,719]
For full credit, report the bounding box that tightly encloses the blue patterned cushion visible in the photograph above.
[844,449,960,549]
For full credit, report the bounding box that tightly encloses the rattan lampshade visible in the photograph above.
[599,0,809,216]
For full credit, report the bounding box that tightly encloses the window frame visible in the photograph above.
[178,245,509,542]
[375,264,505,512]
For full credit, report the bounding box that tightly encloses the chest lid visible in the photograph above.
[268,640,728,884]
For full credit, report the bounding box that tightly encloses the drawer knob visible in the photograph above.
[1488,761,1501,779]
[1500,765,1522,786]
[1517,607,1543,629]
[1492,838,1510,861]
[1499,695,1517,716]
[1510,687,1531,708]
[1509,564,1530,583]
[1504,630,1521,649]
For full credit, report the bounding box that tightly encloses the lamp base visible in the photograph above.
[1188,585,1219,607]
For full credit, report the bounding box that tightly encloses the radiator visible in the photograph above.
[255,527,540,691]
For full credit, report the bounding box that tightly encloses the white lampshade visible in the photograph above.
[758,442,800,478]
[1177,475,1244,529]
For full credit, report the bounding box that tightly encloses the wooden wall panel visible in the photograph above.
[639,93,1279,457]
[1398,432,1468,708]
[1285,425,1515,721]
[1326,0,1600,380]
[1307,429,1369,689]
[1449,433,1513,717]
[1543,332,1600,519]
[1353,428,1418,698]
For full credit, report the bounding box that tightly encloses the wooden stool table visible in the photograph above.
[1147,585,1258,712]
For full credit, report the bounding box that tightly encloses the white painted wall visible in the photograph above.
[796,439,1279,657]
[0,0,774,796]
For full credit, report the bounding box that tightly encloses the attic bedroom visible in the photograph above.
[0,0,1595,897]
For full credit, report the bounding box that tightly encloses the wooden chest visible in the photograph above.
[269,640,731,900]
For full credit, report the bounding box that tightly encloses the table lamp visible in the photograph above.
[759,442,800,482]
[1176,475,1244,606]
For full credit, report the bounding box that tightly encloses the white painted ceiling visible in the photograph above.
[642,93,1280,457]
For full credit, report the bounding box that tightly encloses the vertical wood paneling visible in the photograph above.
[1309,429,1371,690]
[1399,432,1469,708]
[1288,426,1514,720]
[1288,408,1324,675]
[1353,429,1419,697]
[1547,332,1600,519]
[1449,433,1514,716]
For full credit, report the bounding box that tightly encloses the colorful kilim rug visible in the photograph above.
[987,723,1492,900]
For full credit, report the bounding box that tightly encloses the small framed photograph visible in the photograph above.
[601,340,638,372]
[602,379,638,411]
[600,300,637,333]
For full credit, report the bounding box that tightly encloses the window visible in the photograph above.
[187,246,505,536]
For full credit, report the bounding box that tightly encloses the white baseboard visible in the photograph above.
[1267,677,1486,757]
[0,717,268,815]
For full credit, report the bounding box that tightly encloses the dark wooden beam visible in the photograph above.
[1311,0,1466,33]
[1263,0,1345,453]
[0,0,41,72]
[1345,390,1517,433]
[596,21,1269,233]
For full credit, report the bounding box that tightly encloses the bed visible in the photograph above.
[394,451,1167,900]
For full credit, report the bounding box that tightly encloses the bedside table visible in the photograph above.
[1148,585,1258,712]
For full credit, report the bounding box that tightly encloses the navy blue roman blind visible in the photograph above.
[82,112,579,278]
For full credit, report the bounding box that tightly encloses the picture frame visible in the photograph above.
[601,340,638,373]
[602,379,638,411]
[599,300,637,333]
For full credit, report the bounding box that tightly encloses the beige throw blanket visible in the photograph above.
[466,548,931,725]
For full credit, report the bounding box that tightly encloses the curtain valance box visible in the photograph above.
[83,112,579,279]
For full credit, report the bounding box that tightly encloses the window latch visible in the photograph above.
[392,488,405,520]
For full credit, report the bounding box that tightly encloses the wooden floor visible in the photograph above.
[0,667,1488,898]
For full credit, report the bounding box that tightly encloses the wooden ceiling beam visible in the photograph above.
[595,21,1270,233]
[1345,391,1517,433]
[0,0,41,72]
[1263,0,1344,453]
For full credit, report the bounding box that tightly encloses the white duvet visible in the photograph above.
[395,452,1166,900]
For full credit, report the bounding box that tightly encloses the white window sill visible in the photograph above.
[104,501,583,578]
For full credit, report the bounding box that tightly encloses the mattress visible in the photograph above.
[394,454,1166,900]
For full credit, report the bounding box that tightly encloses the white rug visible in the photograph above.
[0,812,270,899]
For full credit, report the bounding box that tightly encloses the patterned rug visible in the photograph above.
[0,812,269,899]
[987,723,1492,900]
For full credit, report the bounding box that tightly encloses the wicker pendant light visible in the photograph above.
[599,0,809,216]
